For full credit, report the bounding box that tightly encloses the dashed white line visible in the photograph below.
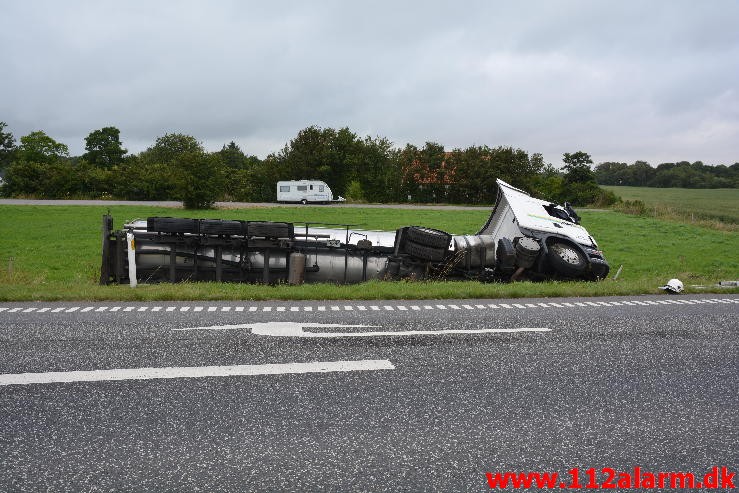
[2,297,736,316]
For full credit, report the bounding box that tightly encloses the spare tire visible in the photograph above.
[200,219,244,236]
[404,241,447,262]
[406,226,451,249]
[246,221,294,239]
[147,217,198,234]
[548,241,587,277]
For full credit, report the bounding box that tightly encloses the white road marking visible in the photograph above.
[176,322,551,338]
[2,297,736,317]
[0,359,395,386]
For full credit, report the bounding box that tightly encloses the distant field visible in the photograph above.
[0,204,737,301]
[603,186,739,224]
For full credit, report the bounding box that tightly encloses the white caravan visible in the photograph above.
[276,180,345,204]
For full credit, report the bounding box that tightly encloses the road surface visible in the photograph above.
[0,294,736,491]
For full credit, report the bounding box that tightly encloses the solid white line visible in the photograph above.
[0,308,7,313]
[0,359,396,386]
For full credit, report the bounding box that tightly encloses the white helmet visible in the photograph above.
[660,278,683,294]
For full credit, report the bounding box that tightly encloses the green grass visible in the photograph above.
[603,186,739,224]
[0,205,737,301]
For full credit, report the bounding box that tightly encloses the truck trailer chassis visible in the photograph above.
[100,180,609,286]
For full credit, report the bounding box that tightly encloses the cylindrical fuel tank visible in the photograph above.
[451,235,497,269]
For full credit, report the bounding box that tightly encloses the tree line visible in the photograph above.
[595,160,739,188]
[10,121,726,209]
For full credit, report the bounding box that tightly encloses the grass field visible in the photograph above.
[603,186,739,225]
[1,204,737,301]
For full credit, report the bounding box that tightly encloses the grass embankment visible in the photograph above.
[603,186,739,229]
[0,204,737,301]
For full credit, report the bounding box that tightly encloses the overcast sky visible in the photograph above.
[2,1,738,166]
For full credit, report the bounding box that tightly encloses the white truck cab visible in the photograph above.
[276,180,345,204]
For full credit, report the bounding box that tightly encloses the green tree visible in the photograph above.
[173,152,226,209]
[17,131,69,164]
[83,126,127,168]
[0,121,16,171]
[142,133,203,164]
[562,151,594,184]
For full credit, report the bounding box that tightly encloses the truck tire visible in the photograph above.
[548,241,587,277]
[247,221,294,239]
[300,199,307,205]
[404,241,446,262]
[147,217,198,234]
[200,219,244,236]
[406,226,451,249]
[588,257,610,280]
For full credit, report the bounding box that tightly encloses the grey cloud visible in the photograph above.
[1,0,737,166]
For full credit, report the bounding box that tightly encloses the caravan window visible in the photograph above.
[310,185,314,190]
[297,185,307,191]
[279,185,290,192]
[319,185,325,192]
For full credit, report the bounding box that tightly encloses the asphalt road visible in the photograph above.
[1,294,737,492]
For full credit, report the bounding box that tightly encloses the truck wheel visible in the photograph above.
[406,226,451,249]
[247,221,294,238]
[404,241,446,262]
[301,199,307,205]
[548,241,587,277]
[147,217,198,234]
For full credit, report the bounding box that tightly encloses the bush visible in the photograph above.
[345,180,365,202]
[614,199,648,215]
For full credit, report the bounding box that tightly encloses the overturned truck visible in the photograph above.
[100,180,609,286]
